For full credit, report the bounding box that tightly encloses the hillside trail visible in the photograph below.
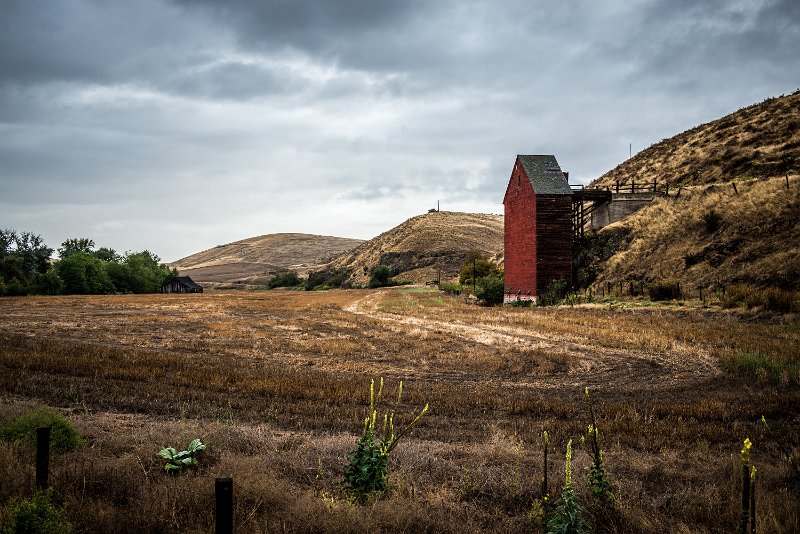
[343,289,721,393]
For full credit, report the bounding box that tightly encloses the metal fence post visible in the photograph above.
[215,477,233,534]
[36,426,50,490]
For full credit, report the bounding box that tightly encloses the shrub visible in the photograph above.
[0,490,72,534]
[538,279,569,307]
[475,272,504,306]
[267,269,302,289]
[0,408,84,452]
[585,388,614,503]
[342,378,428,502]
[722,284,800,312]
[368,265,392,288]
[702,209,723,233]
[439,283,462,295]
[305,269,349,290]
[647,280,681,301]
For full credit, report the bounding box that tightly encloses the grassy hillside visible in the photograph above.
[592,91,800,189]
[171,233,364,286]
[586,176,800,291]
[328,211,503,285]
[578,91,800,294]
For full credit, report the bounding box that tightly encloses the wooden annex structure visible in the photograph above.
[503,155,573,302]
[161,276,203,294]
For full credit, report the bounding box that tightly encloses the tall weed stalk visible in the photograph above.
[342,378,428,502]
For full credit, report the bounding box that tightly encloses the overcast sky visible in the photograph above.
[2,0,798,261]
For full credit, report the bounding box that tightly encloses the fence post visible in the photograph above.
[787,174,790,190]
[216,477,233,534]
[36,427,50,490]
[732,182,738,194]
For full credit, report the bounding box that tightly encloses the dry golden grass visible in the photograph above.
[0,289,798,532]
[330,211,503,286]
[593,174,800,292]
[170,233,364,285]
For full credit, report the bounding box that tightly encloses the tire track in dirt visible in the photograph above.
[343,290,721,392]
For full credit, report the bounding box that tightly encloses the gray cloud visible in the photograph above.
[1,0,798,260]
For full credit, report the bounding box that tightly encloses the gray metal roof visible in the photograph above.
[176,276,203,290]
[518,155,572,195]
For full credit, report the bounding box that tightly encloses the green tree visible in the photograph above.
[93,247,119,262]
[12,231,53,277]
[56,252,114,294]
[268,269,301,289]
[34,268,64,295]
[368,265,392,288]
[58,238,95,258]
[459,256,499,285]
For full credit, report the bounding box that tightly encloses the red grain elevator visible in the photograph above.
[503,155,573,302]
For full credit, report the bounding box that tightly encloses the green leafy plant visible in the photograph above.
[342,378,428,502]
[585,388,614,503]
[158,438,206,472]
[0,490,72,534]
[0,408,84,452]
[547,439,590,534]
[538,279,569,307]
[438,282,463,295]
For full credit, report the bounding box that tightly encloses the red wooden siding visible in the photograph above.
[503,161,537,299]
[534,195,573,294]
[503,155,573,301]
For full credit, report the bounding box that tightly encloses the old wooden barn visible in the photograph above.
[161,276,203,294]
[503,154,572,302]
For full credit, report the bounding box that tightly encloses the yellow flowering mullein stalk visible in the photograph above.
[343,377,428,502]
[585,387,614,502]
[739,438,753,534]
[547,439,589,534]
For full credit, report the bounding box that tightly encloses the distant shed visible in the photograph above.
[503,155,573,302]
[161,276,203,294]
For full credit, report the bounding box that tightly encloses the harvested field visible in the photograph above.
[1,289,798,532]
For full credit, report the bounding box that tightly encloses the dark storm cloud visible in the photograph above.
[1,0,798,260]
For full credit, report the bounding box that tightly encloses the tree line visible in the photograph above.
[0,230,177,296]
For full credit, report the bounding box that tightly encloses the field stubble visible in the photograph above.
[0,288,798,532]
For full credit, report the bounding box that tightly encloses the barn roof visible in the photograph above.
[518,155,572,195]
[176,276,202,290]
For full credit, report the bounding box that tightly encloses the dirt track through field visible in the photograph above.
[343,289,721,393]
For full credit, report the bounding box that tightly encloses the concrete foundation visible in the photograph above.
[590,193,655,230]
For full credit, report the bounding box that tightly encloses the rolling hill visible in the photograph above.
[170,233,364,287]
[584,91,800,291]
[592,90,799,189]
[327,211,504,286]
